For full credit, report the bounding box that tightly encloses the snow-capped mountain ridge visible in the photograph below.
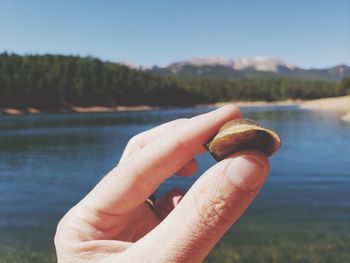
[168,57,297,73]
[119,57,350,81]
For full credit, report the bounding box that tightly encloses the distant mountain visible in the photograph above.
[148,57,350,81]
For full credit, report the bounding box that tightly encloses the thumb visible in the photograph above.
[123,150,269,262]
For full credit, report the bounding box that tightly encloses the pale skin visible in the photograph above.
[55,105,270,262]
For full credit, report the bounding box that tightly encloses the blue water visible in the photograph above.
[0,106,350,262]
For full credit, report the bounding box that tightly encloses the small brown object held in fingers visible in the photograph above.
[206,118,281,161]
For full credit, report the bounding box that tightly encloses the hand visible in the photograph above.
[55,105,270,262]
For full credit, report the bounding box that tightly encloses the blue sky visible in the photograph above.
[1,0,349,68]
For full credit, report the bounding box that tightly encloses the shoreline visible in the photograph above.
[299,95,350,112]
[299,95,350,122]
[1,96,349,118]
[205,99,301,108]
[0,100,299,116]
[0,105,160,116]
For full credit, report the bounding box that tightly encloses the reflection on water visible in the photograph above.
[0,106,349,262]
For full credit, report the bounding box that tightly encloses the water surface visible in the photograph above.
[0,106,349,262]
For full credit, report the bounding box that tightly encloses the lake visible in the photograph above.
[0,106,349,263]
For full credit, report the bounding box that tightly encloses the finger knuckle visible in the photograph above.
[193,192,233,235]
[54,217,67,248]
[127,134,143,148]
[168,132,197,158]
[175,118,189,124]
[54,209,79,249]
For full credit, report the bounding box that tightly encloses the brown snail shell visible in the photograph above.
[206,118,281,161]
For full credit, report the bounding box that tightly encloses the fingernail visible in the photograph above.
[226,153,268,191]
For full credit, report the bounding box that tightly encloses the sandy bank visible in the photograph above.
[0,108,42,115]
[301,96,350,122]
[300,96,350,112]
[341,112,350,122]
[70,105,158,113]
[0,105,159,115]
[300,96,350,122]
[1,101,298,116]
[208,99,300,108]
[2,96,349,118]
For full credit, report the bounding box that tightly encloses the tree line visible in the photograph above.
[0,53,349,109]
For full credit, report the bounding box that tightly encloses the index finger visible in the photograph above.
[83,105,241,215]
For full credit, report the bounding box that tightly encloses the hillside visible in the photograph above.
[150,57,350,82]
[0,53,197,108]
[1,53,349,110]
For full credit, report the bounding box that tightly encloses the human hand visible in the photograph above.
[55,105,270,262]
